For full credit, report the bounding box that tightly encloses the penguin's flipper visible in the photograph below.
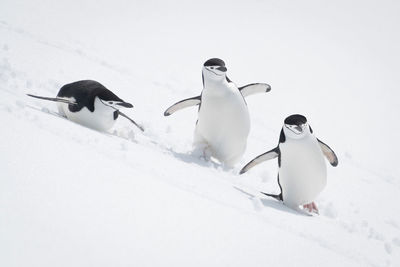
[239,83,271,97]
[317,139,338,167]
[27,94,77,105]
[240,147,279,174]
[164,96,201,116]
[117,110,144,132]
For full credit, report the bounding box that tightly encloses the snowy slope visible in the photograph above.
[1,0,400,266]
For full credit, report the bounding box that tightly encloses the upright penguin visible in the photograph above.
[164,58,271,167]
[240,114,338,214]
[28,80,143,132]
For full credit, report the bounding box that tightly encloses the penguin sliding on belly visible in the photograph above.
[28,80,144,132]
[240,114,338,214]
[164,58,271,167]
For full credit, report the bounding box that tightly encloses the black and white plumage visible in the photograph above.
[164,58,271,116]
[164,58,271,167]
[240,114,338,214]
[28,80,143,132]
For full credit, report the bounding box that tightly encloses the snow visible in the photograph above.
[1,0,400,266]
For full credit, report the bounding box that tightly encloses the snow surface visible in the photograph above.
[1,0,400,266]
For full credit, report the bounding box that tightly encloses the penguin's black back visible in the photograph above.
[57,80,123,112]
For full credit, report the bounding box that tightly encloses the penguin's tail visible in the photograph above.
[27,94,77,105]
[261,192,283,201]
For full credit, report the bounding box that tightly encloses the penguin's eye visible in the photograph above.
[210,67,215,69]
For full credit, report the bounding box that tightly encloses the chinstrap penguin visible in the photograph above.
[240,114,338,214]
[164,58,271,167]
[28,80,144,132]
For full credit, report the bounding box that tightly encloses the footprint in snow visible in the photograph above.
[384,242,392,254]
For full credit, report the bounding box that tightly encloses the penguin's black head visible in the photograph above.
[203,58,227,73]
[202,58,227,83]
[98,90,133,109]
[283,114,310,137]
[284,114,307,126]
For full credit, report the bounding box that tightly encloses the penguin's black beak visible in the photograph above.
[295,125,303,132]
[217,66,227,72]
[116,102,133,108]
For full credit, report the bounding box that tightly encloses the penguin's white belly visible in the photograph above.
[196,89,250,164]
[57,99,116,131]
[279,137,327,206]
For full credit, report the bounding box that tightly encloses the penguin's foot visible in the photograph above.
[202,146,212,161]
[303,202,319,214]
[192,143,212,162]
